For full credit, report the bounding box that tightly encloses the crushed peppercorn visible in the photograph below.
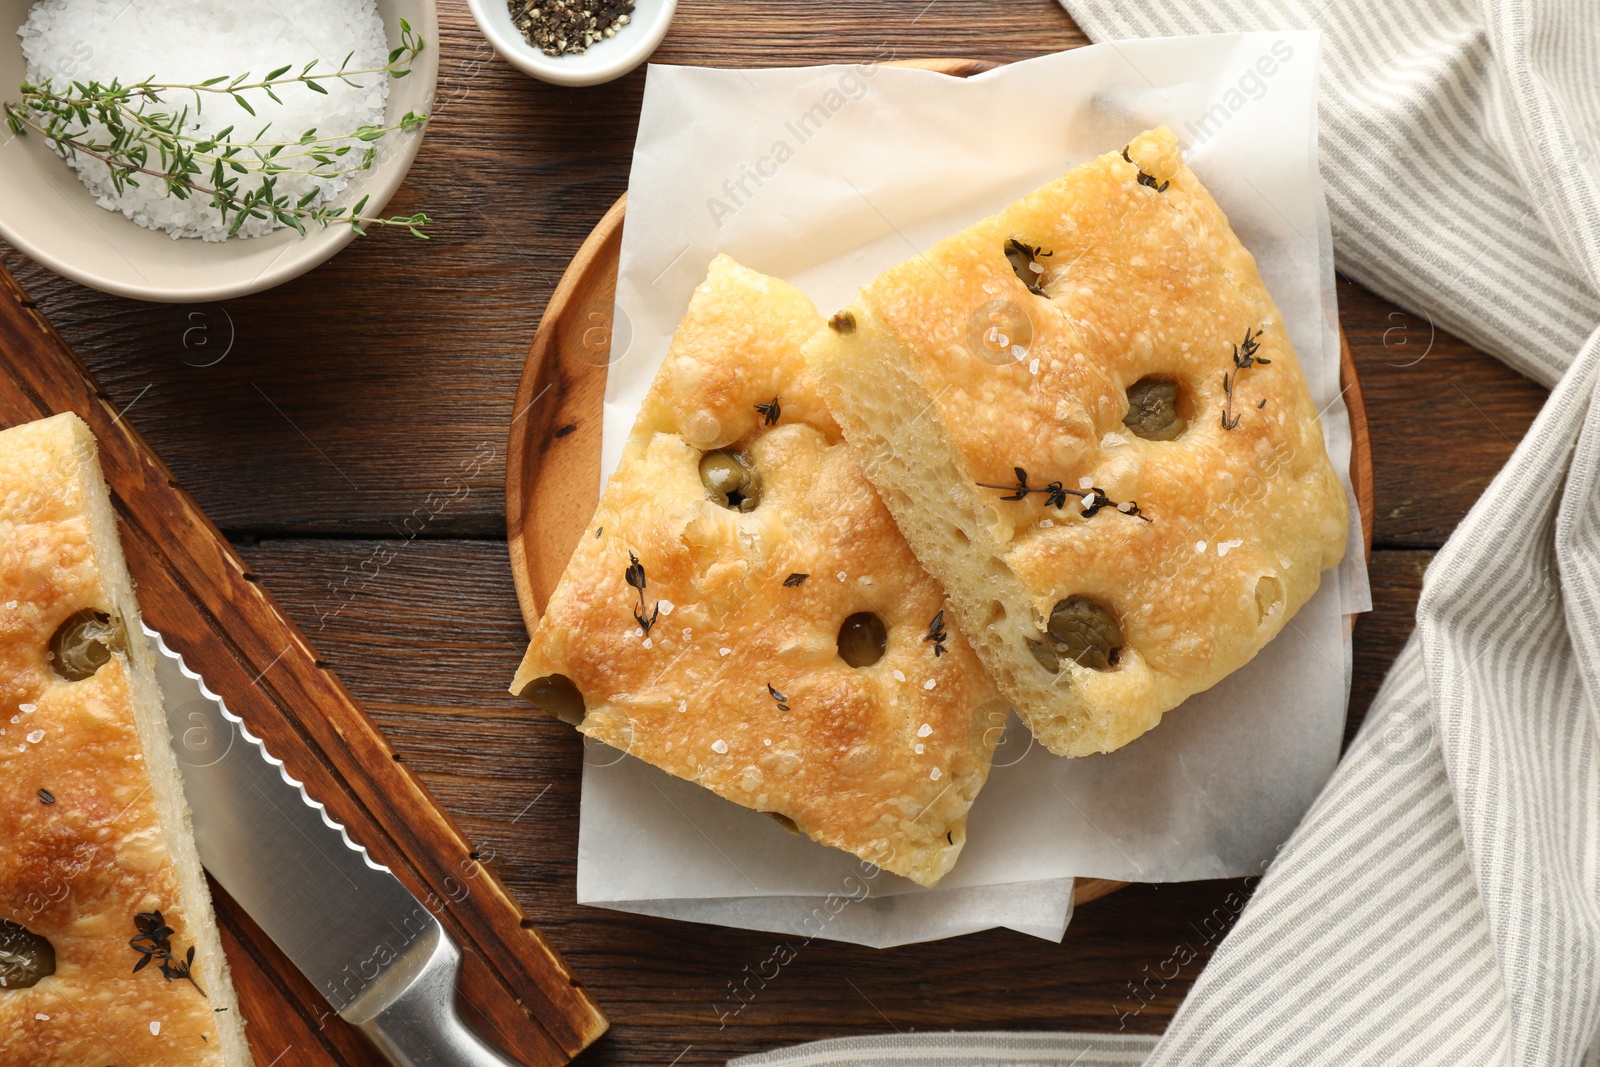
[508,0,634,57]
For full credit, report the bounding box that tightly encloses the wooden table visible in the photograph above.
[0,2,1547,1063]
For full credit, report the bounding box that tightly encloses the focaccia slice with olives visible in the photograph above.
[512,255,1009,888]
[0,414,249,1066]
[805,127,1349,757]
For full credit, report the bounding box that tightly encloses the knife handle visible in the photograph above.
[347,928,522,1067]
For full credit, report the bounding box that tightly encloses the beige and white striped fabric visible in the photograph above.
[732,0,1600,1063]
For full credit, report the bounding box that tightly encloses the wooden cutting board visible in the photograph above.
[504,58,1376,914]
[0,263,608,1065]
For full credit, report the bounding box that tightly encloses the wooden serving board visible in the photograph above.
[0,263,608,1064]
[504,58,1375,915]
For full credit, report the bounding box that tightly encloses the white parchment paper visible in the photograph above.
[574,32,1372,949]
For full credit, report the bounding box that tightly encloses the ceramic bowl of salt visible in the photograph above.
[0,0,438,301]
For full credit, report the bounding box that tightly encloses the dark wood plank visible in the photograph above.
[0,268,608,1065]
[236,535,1434,1063]
[1338,277,1545,548]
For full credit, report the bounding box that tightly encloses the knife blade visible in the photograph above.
[145,624,521,1067]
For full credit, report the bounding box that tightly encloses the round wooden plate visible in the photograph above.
[505,59,1375,911]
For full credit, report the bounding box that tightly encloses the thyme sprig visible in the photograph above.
[624,552,659,636]
[924,610,949,657]
[3,20,431,238]
[1122,146,1170,192]
[755,397,781,425]
[977,467,1152,522]
[131,911,205,997]
[1221,327,1271,430]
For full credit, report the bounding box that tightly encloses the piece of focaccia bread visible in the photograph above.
[0,414,248,1066]
[806,127,1348,758]
[512,255,1008,887]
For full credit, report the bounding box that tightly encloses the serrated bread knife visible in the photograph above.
[145,625,521,1067]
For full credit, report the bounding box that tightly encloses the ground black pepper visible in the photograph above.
[508,0,635,57]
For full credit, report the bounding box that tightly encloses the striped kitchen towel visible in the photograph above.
[732,0,1600,1063]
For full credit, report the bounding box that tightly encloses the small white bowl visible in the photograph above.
[465,0,674,87]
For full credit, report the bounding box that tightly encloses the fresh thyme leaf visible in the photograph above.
[755,397,781,425]
[36,788,54,805]
[130,911,205,997]
[1121,146,1170,192]
[924,610,949,657]
[624,552,659,636]
[1221,326,1269,430]
[977,468,1150,522]
[782,573,809,587]
[767,683,790,712]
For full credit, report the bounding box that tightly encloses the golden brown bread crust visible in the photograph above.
[0,414,246,1066]
[805,128,1349,757]
[512,256,1008,887]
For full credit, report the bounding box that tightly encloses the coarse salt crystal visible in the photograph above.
[1080,494,1097,511]
[1078,477,1095,489]
[25,730,43,744]
[763,738,772,746]
[682,627,692,640]
[892,669,906,682]
[923,679,936,690]
[1029,358,1040,375]
[34,1013,48,1021]
[930,767,942,781]
[914,743,925,754]
[917,723,933,736]
[1028,261,1043,273]
[837,571,847,581]
[1040,519,1055,528]
[150,1021,160,1036]
[642,638,653,649]
[677,700,687,713]
[719,647,732,657]
[1217,539,1243,556]
[658,600,674,615]
[1195,540,1207,553]
[711,739,728,754]
[18,703,34,712]
[4,601,15,609]
[1117,501,1132,512]
[1010,344,1027,360]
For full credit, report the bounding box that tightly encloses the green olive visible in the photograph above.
[767,812,802,835]
[699,449,762,512]
[1026,638,1060,673]
[1047,597,1123,671]
[0,921,55,990]
[517,674,586,725]
[1124,377,1186,441]
[837,612,887,668]
[48,609,123,681]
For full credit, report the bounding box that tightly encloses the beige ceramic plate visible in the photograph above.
[0,0,438,302]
